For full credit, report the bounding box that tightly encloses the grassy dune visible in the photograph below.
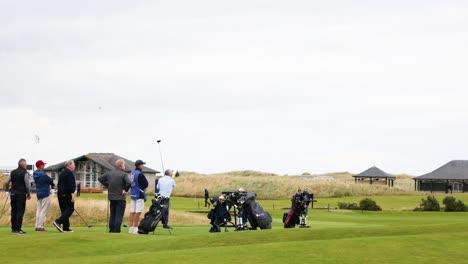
[172,171,419,199]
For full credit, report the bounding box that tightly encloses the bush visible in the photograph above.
[337,202,359,210]
[442,196,468,212]
[359,198,382,211]
[414,195,440,211]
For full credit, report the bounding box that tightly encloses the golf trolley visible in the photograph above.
[216,190,272,232]
[283,190,315,228]
[222,190,254,231]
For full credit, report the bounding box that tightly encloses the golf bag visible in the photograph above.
[138,195,167,234]
[283,191,312,228]
[246,201,272,230]
[221,190,272,231]
[232,191,272,230]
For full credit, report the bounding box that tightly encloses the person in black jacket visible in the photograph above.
[53,160,76,232]
[204,188,210,207]
[5,158,31,235]
[209,195,230,232]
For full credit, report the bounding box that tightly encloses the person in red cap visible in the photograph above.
[33,160,55,231]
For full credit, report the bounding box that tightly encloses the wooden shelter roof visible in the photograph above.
[353,166,395,179]
[416,160,468,180]
[44,153,159,174]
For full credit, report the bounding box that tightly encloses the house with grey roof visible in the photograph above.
[44,153,159,191]
[414,160,468,193]
[353,166,395,187]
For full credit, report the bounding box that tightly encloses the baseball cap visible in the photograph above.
[135,160,146,166]
[35,160,46,167]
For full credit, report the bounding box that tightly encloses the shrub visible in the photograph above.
[414,195,440,211]
[442,196,468,212]
[337,202,359,210]
[359,198,382,211]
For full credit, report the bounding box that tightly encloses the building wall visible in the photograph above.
[418,180,466,193]
[46,159,159,192]
[419,182,446,192]
[75,160,106,188]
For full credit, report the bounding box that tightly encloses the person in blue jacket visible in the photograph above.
[33,160,55,232]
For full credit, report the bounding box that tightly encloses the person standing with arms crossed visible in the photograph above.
[5,158,31,235]
[128,159,148,234]
[33,160,55,232]
[53,160,76,232]
[99,159,131,233]
[157,169,176,229]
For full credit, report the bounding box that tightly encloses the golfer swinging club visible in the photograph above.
[157,169,176,229]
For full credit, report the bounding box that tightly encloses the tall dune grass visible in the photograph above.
[172,171,418,199]
[0,193,207,226]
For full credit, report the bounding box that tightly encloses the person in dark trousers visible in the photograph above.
[5,158,31,235]
[156,169,176,229]
[204,188,210,207]
[302,188,312,217]
[128,159,149,234]
[76,182,81,197]
[53,160,76,232]
[98,159,131,233]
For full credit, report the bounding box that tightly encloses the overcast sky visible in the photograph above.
[1,0,467,175]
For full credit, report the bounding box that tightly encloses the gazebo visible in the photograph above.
[353,166,395,187]
[414,160,468,193]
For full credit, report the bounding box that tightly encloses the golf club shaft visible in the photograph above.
[74,209,90,226]
[157,141,165,174]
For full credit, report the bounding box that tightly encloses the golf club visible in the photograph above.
[74,209,93,228]
[156,139,165,174]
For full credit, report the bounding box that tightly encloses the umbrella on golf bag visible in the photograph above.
[138,195,167,234]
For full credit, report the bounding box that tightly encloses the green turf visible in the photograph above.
[3,195,468,263]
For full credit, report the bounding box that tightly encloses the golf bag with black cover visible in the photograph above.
[246,201,272,230]
[138,195,167,234]
[283,191,312,228]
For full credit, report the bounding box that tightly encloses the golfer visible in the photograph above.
[157,169,176,229]
[99,159,131,233]
[128,159,148,234]
[53,160,76,232]
[5,158,31,235]
[33,160,55,232]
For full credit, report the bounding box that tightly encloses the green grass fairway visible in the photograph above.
[2,203,468,264]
